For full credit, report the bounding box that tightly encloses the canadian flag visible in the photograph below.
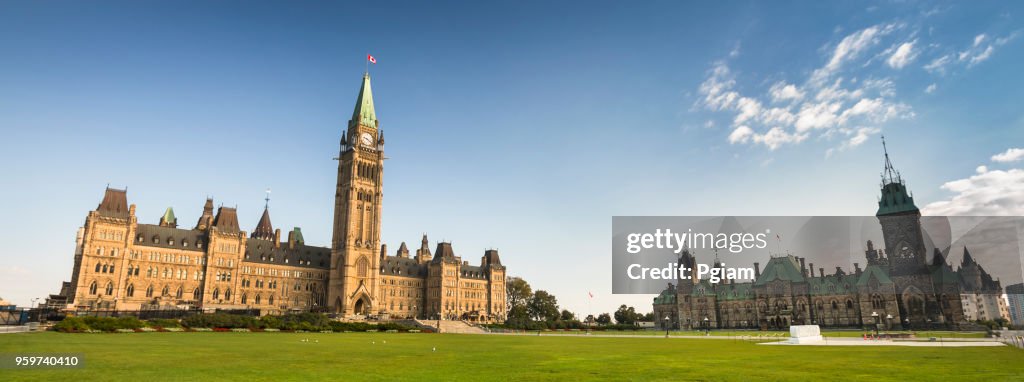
[367,54,377,64]
[588,291,594,299]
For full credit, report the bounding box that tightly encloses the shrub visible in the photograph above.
[146,318,181,328]
[53,317,90,333]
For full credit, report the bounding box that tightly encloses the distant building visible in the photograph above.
[654,140,1005,330]
[1006,283,1024,326]
[56,73,508,322]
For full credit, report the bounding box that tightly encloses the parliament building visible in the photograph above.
[59,74,508,322]
[653,143,1007,331]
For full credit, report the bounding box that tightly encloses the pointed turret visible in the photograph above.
[415,234,433,264]
[931,248,947,267]
[961,246,976,266]
[195,198,214,230]
[251,207,274,240]
[159,207,177,228]
[351,73,377,129]
[397,242,410,258]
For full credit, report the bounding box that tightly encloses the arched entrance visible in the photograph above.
[353,295,371,315]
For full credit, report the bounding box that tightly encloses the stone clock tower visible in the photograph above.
[328,73,386,315]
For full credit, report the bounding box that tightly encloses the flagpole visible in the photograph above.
[365,52,369,74]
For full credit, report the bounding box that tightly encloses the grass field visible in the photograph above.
[1,332,1022,381]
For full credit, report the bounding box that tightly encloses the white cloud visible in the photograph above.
[734,97,763,125]
[886,40,918,69]
[699,61,739,110]
[728,125,754,144]
[848,127,879,147]
[769,82,804,102]
[698,23,913,152]
[812,24,899,84]
[922,167,1024,216]
[752,127,808,150]
[951,31,1018,69]
[924,54,953,74]
[925,83,937,93]
[992,148,1024,163]
[973,34,987,47]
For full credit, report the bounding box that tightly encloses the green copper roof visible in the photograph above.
[856,265,893,286]
[161,207,176,224]
[754,256,805,285]
[653,287,676,305]
[716,282,755,301]
[807,275,855,295]
[291,227,304,245]
[876,181,919,216]
[351,73,377,128]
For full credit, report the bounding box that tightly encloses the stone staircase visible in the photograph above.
[413,319,487,334]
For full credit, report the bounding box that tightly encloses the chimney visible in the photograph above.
[809,263,815,277]
[835,266,842,276]
[753,262,761,278]
[273,229,281,248]
[819,267,825,278]
[854,263,862,275]
[799,257,807,277]
[129,204,137,217]
[287,230,296,249]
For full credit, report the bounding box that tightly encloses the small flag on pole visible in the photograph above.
[367,54,377,64]
[588,291,594,299]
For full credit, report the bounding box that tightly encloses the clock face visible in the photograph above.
[360,133,373,146]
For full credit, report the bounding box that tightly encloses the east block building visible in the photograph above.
[653,142,1008,331]
[61,73,508,322]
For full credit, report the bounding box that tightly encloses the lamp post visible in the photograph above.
[871,311,879,337]
[30,298,39,322]
[703,316,710,335]
[885,314,892,333]
[904,318,910,331]
[664,315,671,337]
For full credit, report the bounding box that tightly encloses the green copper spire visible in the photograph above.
[351,73,377,128]
[159,207,177,228]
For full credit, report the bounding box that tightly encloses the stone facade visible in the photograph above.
[653,141,1005,331]
[63,73,507,322]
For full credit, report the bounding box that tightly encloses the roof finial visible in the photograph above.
[881,135,898,184]
[264,188,272,209]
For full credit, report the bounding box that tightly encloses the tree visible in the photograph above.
[641,312,655,322]
[614,304,640,325]
[559,309,577,322]
[528,290,560,322]
[506,277,533,318]
[585,314,595,324]
[596,313,612,325]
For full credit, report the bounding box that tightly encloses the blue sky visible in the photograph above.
[1,1,1023,315]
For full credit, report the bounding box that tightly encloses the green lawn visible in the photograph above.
[1,332,1021,381]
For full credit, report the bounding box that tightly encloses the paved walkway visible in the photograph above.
[760,337,1004,347]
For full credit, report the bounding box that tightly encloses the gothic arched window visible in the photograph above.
[356,257,369,278]
[126,284,134,297]
[89,281,98,295]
